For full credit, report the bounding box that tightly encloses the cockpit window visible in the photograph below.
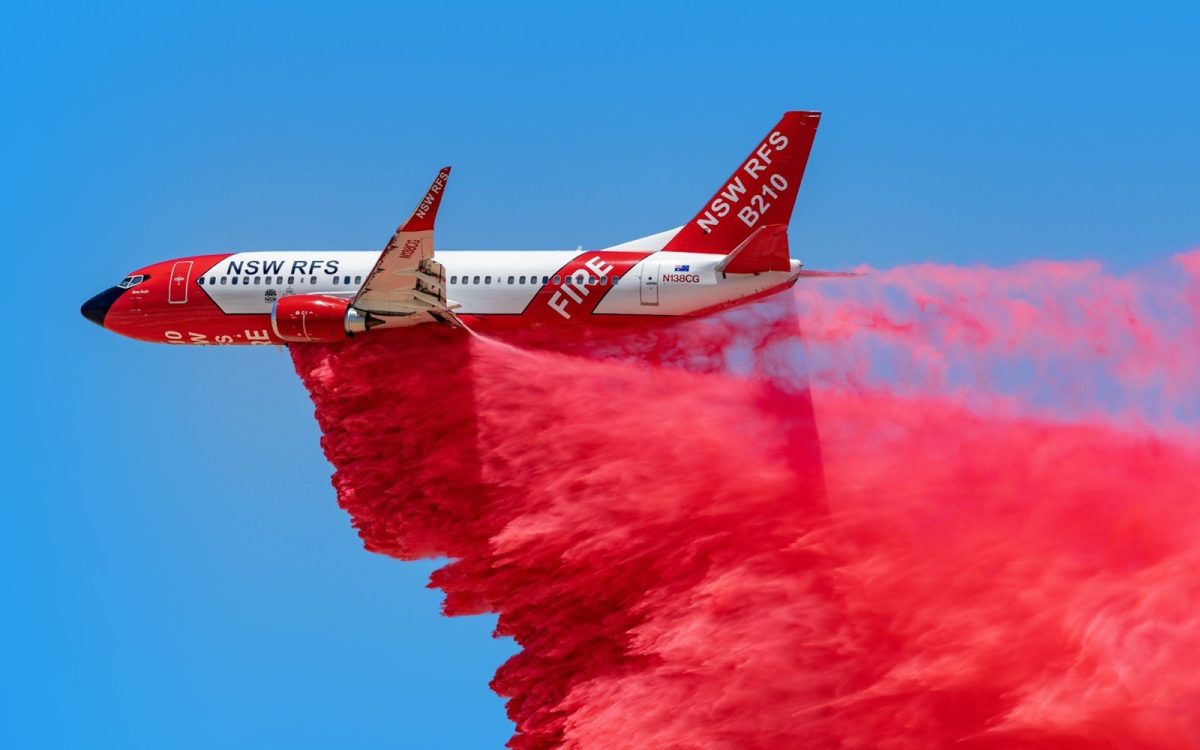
[117,274,147,289]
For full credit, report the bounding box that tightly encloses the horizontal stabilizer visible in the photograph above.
[716,224,791,274]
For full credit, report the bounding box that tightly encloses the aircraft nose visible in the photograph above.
[81,287,123,327]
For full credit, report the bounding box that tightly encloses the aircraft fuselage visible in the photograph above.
[82,248,801,344]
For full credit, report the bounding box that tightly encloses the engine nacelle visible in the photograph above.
[270,294,374,343]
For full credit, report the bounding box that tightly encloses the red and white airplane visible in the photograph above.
[82,111,830,345]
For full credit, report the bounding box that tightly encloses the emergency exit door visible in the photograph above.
[640,262,659,305]
[168,260,193,304]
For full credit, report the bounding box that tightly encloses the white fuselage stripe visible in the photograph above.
[198,250,798,318]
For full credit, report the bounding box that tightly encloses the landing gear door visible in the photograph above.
[168,261,193,304]
[640,262,659,306]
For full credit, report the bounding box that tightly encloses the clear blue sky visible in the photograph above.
[2,2,1197,747]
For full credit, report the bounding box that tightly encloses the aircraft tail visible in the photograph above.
[662,111,819,255]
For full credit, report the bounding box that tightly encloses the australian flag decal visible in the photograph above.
[674,264,690,272]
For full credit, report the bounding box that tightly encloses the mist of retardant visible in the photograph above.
[291,251,1200,750]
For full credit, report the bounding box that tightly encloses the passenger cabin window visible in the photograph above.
[484,276,492,284]
[542,276,550,284]
[220,277,227,285]
[287,276,294,284]
[254,276,261,284]
[343,276,351,285]
[473,276,480,284]
[507,275,515,284]
[354,276,362,284]
[600,276,607,285]
[310,276,317,285]
[518,275,526,284]
[231,277,239,285]
[333,276,340,285]
[552,275,561,284]
[612,276,620,285]
[208,277,216,285]
[197,277,205,285]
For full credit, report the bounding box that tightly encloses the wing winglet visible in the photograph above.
[398,166,451,234]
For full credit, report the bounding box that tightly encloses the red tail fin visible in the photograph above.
[662,112,819,255]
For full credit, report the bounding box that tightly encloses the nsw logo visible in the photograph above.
[673,264,690,272]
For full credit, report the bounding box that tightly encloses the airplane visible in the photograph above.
[81,111,838,345]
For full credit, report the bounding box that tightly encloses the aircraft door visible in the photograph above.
[168,260,193,304]
[640,262,659,306]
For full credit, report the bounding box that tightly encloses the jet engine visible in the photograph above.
[270,294,379,343]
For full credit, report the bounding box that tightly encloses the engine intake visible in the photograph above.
[270,295,377,343]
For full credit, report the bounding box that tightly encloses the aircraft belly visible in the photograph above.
[451,287,540,315]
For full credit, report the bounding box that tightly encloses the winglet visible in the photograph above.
[399,166,451,233]
[716,224,791,274]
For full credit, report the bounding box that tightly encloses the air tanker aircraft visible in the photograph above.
[82,112,835,345]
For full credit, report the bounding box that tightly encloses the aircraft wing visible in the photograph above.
[352,167,462,326]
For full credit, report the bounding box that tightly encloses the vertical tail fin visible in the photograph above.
[662,111,820,254]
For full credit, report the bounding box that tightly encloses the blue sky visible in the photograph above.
[2,1,1197,747]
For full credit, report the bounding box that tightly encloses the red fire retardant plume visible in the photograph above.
[291,251,1200,750]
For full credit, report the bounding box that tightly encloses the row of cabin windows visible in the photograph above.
[448,275,622,286]
[198,275,363,287]
[196,273,624,288]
